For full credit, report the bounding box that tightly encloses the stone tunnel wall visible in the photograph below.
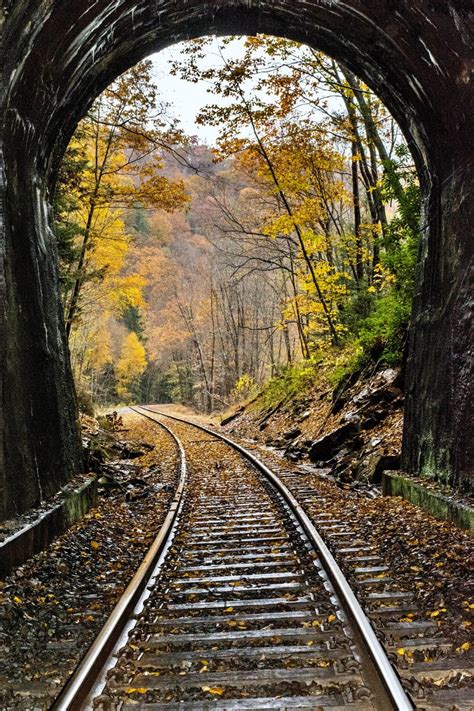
[0,0,472,520]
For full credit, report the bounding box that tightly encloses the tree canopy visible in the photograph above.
[54,37,420,410]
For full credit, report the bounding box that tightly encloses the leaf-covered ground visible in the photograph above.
[0,412,179,710]
[143,406,474,700]
[100,417,377,708]
[234,440,474,688]
[0,405,472,708]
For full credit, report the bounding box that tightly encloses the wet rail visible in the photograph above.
[54,406,413,710]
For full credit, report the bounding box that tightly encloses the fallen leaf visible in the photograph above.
[202,686,225,696]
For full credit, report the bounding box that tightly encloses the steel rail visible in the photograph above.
[52,416,187,711]
[136,405,414,711]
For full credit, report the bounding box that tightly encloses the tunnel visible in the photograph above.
[0,0,472,520]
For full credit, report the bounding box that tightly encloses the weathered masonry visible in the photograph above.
[1,1,472,520]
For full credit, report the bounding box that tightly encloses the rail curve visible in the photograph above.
[53,405,413,710]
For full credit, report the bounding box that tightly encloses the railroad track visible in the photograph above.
[54,407,418,710]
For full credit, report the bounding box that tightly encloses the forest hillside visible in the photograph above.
[54,37,421,433]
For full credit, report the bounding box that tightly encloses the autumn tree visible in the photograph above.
[170,36,420,371]
[170,39,355,347]
[56,59,188,338]
[55,37,420,413]
[116,332,148,401]
[131,145,297,412]
[54,60,189,403]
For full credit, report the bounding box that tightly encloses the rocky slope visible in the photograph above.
[222,366,404,488]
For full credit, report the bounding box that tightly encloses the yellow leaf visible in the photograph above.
[224,607,234,613]
[311,620,321,627]
[13,596,22,604]
[327,614,336,623]
[456,642,471,653]
[397,648,405,656]
[90,540,101,550]
[126,688,147,694]
[202,686,225,696]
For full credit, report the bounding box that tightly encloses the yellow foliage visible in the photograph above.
[116,332,147,400]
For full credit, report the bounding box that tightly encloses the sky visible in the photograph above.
[150,37,349,148]
[151,38,234,145]
[149,37,396,154]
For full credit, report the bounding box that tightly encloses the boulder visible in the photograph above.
[220,407,245,426]
[282,427,302,441]
[309,421,360,462]
[360,409,386,430]
[353,453,401,484]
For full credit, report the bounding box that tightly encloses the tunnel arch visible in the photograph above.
[1,1,472,519]
[8,2,444,189]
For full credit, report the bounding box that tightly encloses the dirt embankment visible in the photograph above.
[221,366,405,487]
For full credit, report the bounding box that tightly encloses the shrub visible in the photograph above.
[232,374,259,402]
[261,356,324,408]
